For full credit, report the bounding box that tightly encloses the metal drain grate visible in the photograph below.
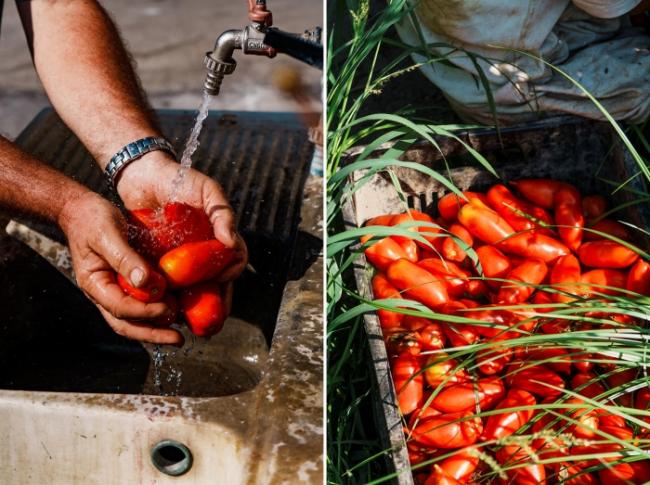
[14,108,314,243]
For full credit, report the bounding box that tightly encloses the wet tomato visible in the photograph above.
[128,203,214,260]
[159,239,236,288]
[179,280,227,337]
[116,270,167,303]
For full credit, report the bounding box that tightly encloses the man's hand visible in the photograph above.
[115,153,248,283]
[58,191,184,346]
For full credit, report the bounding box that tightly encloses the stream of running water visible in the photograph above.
[169,92,214,201]
[153,93,214,395]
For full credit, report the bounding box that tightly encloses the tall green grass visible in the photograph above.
[327,2,650,484]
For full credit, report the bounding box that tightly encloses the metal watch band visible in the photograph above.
[104,137,177,188]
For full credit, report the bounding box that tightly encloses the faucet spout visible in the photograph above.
[203,29,242,96]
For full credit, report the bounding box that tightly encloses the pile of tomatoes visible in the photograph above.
[117,202,235,337]
[364,179,650,484]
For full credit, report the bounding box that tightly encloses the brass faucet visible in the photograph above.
[203,0,322,96]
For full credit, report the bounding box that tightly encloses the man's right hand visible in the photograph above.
[58,191,184,346]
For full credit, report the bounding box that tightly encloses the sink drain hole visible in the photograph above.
[151,440,193,476]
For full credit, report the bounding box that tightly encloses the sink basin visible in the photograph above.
[0,109,323,484]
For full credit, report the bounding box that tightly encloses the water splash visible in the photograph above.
[169,92,214,201]
[152,344,185,396]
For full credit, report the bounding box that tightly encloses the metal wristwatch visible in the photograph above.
[104,136,177,189]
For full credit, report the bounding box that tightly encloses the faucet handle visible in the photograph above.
[247,0,273,27]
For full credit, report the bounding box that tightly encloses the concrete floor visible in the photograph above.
[0,0,322,139]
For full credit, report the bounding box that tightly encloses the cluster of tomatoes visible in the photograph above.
[117,202,235,337]
[364,179,650,484]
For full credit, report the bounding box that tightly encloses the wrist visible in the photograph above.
[114,151,179,207]
[57,185,93,234]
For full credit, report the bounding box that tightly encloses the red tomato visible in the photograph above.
[392,353,424,416]
[436,447,480,483]
[437,191,489,221]
[442,224,473,262]
[571,372,606,399]
[487,184,548,232]
[424,354,469,388]
[116,270,167,303]
[511,178,564,209]
[507,365,565,398]
[495,444,546,485]
[481,389,537,441]
[395,209,444,250]
[403,317,446,351]
[371,273,404,330]
[128,203,214,260]
[430,376,505,413]
[550,255,581,303]
[458,202,514,245]
[498,232,570,263]
[387,259,450,309]
[159,239,236,288]
[606,368,638,407]
[179,281,227,337]
[554,186,584,252]
[497,259,548,304]
[582,195,607,220]
[627,259,650,296]
[520,346,571,375]
[363,236,410,271]
[579,269,627,297]
[636,386,650,412]
[391,212,427,245]
[363,214,395,226]
[443,322,481,347]
[466,308,526,339]
[424,465,463,485]
[477,343,513,376]
[418,258,468,298]
[578,241,639,269]
[397,238,419,262]
[475,245,511,289]
[585,219,631,241]
[562,397,599,439]
[412,411,483,449]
